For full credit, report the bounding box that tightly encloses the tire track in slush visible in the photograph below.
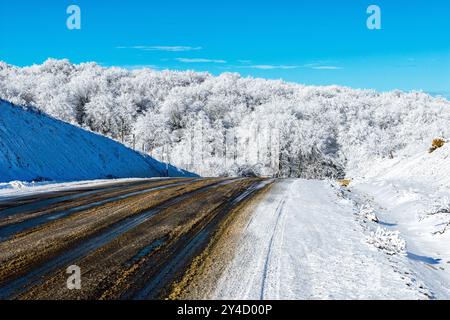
[133,179,273,299]
[0,179,160,218]
[212,181,290,299]
[260,198,286,299]
[0,180,193,241]
[0,179,236,299]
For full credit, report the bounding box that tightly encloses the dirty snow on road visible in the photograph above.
[213,179,433,299]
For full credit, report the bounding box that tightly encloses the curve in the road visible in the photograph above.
[0,179,160,217]
[132,179,273,300]
[0,178,238,299]
[0,180,195,240]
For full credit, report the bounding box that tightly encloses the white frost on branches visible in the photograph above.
[1,59,449,178]
[367,227,407,256]
[359,204,379,222]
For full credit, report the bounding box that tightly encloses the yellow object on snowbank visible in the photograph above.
[338,179,351,187]
[429,138,446,153]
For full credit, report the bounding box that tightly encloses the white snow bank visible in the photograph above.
[350,143,450,297]
[0,99,197,183]
[351,142,450,192]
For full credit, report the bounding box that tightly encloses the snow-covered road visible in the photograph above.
[213,179,432,299]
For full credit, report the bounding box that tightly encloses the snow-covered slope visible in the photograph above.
[352,142,450,192]
[348,143,450,297]
[0,99,196,183]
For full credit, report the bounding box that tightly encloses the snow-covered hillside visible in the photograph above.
[0,99,195,183]
[352,142,450,287]
[1,59,449,178]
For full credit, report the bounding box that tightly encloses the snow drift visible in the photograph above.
[0,99,196,183]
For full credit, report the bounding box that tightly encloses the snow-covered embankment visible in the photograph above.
[0,99,196,183]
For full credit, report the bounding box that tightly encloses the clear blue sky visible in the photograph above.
[1,0,449,96]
